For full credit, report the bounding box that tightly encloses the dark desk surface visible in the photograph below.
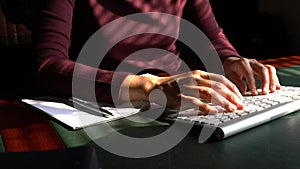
[1,56,300,169]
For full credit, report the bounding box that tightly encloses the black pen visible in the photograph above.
[69,97,114,117]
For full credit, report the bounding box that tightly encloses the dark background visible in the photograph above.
[210,0,292,59]
[0,0,296,99]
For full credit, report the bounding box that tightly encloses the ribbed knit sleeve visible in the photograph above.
[31,0,130,102]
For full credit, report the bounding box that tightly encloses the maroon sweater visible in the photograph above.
[32,0,239,102]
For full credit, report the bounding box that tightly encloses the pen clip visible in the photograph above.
[69,97,114,117]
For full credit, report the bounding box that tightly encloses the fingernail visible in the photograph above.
[229,104,237,112]
[271,84,276,91]
[251,89,258,95]
[238,102,245,110]
[263,87,269,94]
[235,97,244,108]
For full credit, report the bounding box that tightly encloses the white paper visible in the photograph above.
[22,99,141,130]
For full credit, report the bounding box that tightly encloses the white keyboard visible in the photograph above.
[167,86,300,139]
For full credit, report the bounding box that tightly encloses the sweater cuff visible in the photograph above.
[221,55,241,63]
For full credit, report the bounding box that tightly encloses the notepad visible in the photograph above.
[22,98,141,130]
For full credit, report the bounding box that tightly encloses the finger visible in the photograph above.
[200,86,238,112]
[179,94,218,115]
[184,86,241,112]
[183,81,244,110]
[195,71,243,99]
[250,60,270,95]
[265,64,281,92]
[227,74,247,95]
[240,59,258,95]
[212,81,245,109]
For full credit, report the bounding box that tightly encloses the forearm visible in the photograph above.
[183,0,240,60]
[35,56,130,103]
[31,0,131,103]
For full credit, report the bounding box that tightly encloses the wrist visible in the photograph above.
[223,56,242,65]
[119,74,159,102]
[222,55,241,63]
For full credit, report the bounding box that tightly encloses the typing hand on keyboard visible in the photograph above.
[172,86,300,126]
[166,86,300,139]
[223,57,281,96]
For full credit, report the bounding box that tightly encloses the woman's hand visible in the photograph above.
[120,70,244,114]
[223,57,281,95]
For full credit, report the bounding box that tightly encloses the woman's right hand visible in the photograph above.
[120,70,244,114]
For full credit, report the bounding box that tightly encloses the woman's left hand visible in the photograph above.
[223,56,281,95]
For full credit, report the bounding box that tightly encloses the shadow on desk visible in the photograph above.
[0,146,99,169]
